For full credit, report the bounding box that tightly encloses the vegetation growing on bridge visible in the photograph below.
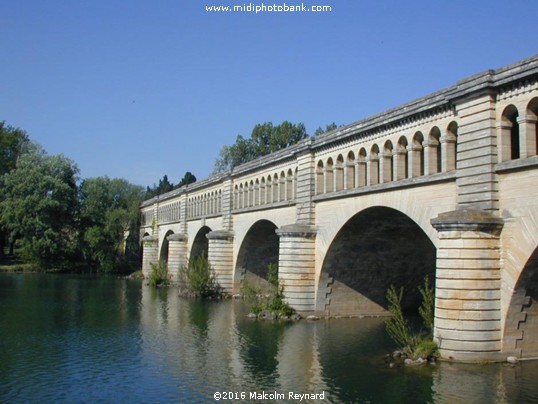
[385,276,438,362]
[242,263,296,319]
[179,254,221,298]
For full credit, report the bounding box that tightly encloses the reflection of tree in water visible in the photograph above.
[187,300,212,337]
[316,318,436,403]
[236,320,287,378]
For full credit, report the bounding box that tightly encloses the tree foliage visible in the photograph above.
[0,121,31,256]
[0,121,30,176]
[79,177,144,273]
[213,121,308,173]
[0,147,80,269]
[145,172,197,199]
[177,171,196,188]
[314,122,338,136]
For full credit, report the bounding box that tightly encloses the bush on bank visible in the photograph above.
[242,263,296,319]
[384,276,438,362]
[179,254,221,298]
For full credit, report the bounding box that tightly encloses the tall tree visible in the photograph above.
[177,171,196,188]
[314,122,338,136]
[0,147,80,269]
[79,177,144,273]
[0,121,30,256]
[213,121,308,173]
[145,174,175,198]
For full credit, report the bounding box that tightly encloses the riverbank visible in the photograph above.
[0,256,35,272]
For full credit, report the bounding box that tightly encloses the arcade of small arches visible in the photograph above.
[499,97,538,161]
[233,168,298,210]
[315,122,457,194]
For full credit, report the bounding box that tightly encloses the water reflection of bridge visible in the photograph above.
[138,285,538,402]
[140,55,538,362]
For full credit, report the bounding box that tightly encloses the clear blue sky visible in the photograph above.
[1,0,536,187]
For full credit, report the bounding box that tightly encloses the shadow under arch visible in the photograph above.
[503,246,538,358]
[318,206,436,316]
[235,220,279,287]
[190,226,212,261]
[160,230,174,263]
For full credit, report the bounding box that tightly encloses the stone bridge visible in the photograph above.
[140,55,538,362]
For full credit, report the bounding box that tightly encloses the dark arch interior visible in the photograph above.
[236,220,279,286]
[160,230,174,262]
[319,207,436,316]
[190,226,211,260]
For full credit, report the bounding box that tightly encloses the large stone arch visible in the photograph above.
[235,219,279,288]
[503,246,538,358]
[159,230,175,262]
[317,206,436,317]
[190,226,212,260]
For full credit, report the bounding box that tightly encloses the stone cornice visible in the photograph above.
[431,209,504,235]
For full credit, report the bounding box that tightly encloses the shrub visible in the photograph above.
[149,260,169,287]
[384,285,412,348]
[242,263,295,318]
[418,275,435,338]
[384,277,439,361]
[180,254,220,298]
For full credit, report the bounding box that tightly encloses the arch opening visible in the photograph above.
[190,226,212,261]
[235,220,279,288]
[504,246,538,358]
[159,230,174,263]
[318,207,436,317]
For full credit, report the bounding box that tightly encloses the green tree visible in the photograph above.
[213,121,308,173]
[145,174,175,198]
[0,121,30,257]
[314,122,338,136]
[0,147,79,269]
[177,171,196,188]
[79,177,144,273]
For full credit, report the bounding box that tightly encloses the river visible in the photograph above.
[1,273,538,403]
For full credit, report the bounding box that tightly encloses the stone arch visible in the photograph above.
[254,179,260,206]
[335,154,345,191]
[527,97,538,155]
[346,151,356,189]
[358,148,367,187]
[260,177,266,205]
[190,226,211,261]
[411,131,425,177]
[445,121,458,171]
[316,160,324,195]
[160,230,174,262]
[249,180,254,207]
[273,173,279,202]
[501,104,520,161]
[382,140,394,183]
[427,126,442,175]
[396,136,409,180]
[294,167,298,200]
[266,175,272,204]
[234,185,239,210]
[326,157,334,193]
[503,246,538,358]
[235,220,279,288]
[279,171,286,202]
[239,184,244,209]
[317,206,436,316]
[368,144,380,185]
[286,169,293,200]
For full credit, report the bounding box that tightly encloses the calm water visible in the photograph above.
[1,274,538,403]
